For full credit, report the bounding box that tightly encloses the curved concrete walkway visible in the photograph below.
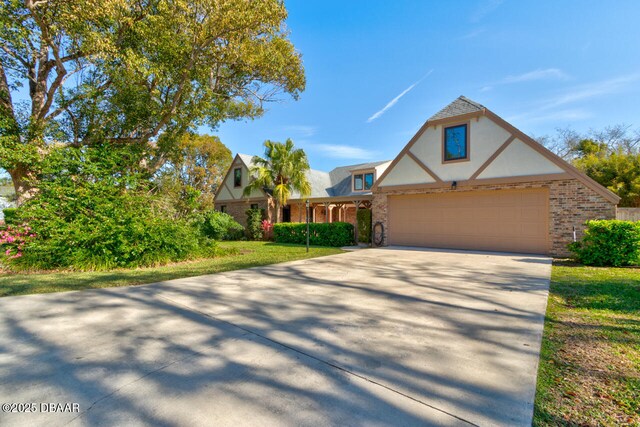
[0,247,551,426]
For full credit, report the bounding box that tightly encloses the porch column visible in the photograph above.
[353,200,361,243]
[323,202,330,223]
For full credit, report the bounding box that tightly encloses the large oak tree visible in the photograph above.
[0,0,305,204]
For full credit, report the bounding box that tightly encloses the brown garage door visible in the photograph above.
[388,188,549,254]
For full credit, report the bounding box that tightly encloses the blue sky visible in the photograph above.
[214,0,640,171]
[2,0,639,180]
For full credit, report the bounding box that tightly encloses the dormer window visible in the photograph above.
[233,168,242,187]
[443,123,469,162]
[354,172,374,191]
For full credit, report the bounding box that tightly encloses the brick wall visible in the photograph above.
[372,179,616,257]
[217,200,269,227]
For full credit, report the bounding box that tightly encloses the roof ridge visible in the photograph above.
[428,95,486,121]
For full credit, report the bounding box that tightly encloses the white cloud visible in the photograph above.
[367,70,433,123]
[457,28,486,40]
[305,143,378,160]
[283,125,317,137]
[507,108,593,124]
[502,68,569,83]
[478,68,569,92]
[541,73,640,109]
[470,0,504,23]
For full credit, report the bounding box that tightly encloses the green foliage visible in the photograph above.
[199,211,244,241]
[273,222,354,247]
[574,152,640,207]
[569,220,640,266]
[243,139,310,222]
[357,208,372,243]
[158,134,232,213]
[1,0,305,202]
[2,207,17,225]
[3,144,216,271]
[246,208,265,240]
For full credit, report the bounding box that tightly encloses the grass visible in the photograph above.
[534,262,640,426]
[0,241,343,298]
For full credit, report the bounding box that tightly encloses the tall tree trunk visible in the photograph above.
[8,167,37,206]
[275,200,281,223]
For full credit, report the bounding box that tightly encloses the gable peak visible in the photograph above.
[428,96,486,121]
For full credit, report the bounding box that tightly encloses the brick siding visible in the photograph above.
[372,179,616,257]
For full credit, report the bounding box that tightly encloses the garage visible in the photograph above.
[388,188,549,254]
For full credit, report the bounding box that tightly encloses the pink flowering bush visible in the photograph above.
[261,219,273,240]
[0,223,36,260]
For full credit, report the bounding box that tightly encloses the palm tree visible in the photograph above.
[243,139,311,223]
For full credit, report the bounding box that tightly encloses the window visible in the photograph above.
[220,205,227,213]
[353,172,374,191]
[364,172,374,190]
[233,168,242,187]
[354,174,363,191]
[443,124,468,162]
[250,203,258,210]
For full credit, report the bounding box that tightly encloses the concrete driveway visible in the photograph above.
[0,247,551,427]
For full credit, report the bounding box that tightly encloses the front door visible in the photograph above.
[282,206,291,223]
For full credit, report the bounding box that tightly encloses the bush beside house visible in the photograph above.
[199,211,244,241]
[273,222,354,247]
[357,208,372,244]
[569,220,640,266]
[246,208,265,240]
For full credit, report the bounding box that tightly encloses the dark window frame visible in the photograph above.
[353,171,375,191]
[220,205,227,213]
[233,167,242,187]
[364,172,374,190]
[442,122,470,163]
[353,173,364,191]
[250,203,259,210]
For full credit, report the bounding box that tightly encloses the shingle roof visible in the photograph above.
[237,153,391,199]
[327,161,391,197]
[428,96,486,121]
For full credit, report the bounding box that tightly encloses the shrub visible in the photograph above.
[0,223,35,260]
[357,208,372,243]
[2,208,18,225]
[569,220,640,266]
[4,144,218,271]
[273,222,354,247]
[200,211,244,240]
[246,208,265,240]
[261,219,273,240]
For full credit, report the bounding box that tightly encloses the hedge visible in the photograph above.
[357,208,372,243]
[273,222,354,247]
[246,208,265,240]
[569,219,640,266]
[199,211,244,241]
[2,208,18,225]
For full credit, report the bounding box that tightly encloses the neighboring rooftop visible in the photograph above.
[428,96,486,121]
[237,154,391,199]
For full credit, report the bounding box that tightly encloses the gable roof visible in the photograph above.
[373,96,621,204]
[429,96,486,121]
[216,154,391,202]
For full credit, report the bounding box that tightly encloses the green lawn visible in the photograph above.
[0,241,343,297]
[534,263,640,426]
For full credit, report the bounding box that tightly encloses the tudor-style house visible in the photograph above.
[215,96,619,256]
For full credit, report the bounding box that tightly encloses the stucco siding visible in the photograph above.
[216,157,263,202]
[478,139,565,179]
[379,155,435,186]
[406,116,511,182]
